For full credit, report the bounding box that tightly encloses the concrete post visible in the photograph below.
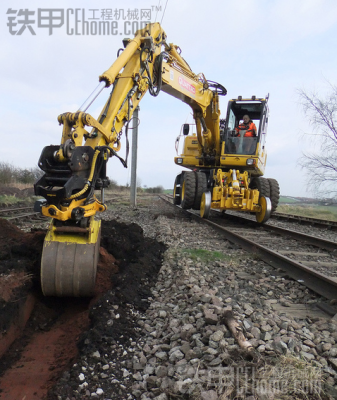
[130,106,139,207]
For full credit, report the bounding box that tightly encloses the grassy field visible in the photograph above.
[277,204,337,221]
[0,195,26,206]
[278,196,301,204]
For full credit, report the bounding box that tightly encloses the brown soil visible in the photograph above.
[0,215,166,400]
[0,302,89,400]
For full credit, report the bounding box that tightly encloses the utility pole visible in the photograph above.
[130,106,139,207]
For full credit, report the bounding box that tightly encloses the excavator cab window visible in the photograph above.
[223,99,267,156]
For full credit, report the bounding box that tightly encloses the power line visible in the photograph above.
[160,0,169,25]
[155,0,161,22]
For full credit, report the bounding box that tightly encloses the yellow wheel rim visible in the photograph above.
[200,193,206,217]
[181,181,185,202]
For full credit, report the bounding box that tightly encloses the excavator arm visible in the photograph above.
[34,22,226,297]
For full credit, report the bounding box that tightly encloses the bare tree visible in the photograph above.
[0,163,44,185]
[298,83,337,196]
[0,162,16,184]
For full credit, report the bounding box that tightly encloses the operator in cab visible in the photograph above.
[234,115,257,137]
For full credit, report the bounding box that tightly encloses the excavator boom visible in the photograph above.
[34,22,226,296]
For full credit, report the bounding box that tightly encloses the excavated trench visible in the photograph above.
[0,217,166,400]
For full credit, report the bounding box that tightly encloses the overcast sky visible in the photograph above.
[1,0,337,196]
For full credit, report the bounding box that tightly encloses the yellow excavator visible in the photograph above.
[173,94,280,219]
[34,22,279,297]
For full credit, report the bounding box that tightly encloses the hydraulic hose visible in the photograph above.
[149,51,168,97]
[66,149,100,200]
[141,51,168,97]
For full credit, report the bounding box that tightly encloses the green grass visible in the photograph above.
[277,204,337,221]
[278,196,301,204]
[181,248,235,263]
[0,195,23,205]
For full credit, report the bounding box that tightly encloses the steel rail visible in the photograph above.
[0,206,33,214]
[159,195,337,300]
[271,211,337,230]
[164,193,337,229]
[222,211,337,252]
[5,212,44,221]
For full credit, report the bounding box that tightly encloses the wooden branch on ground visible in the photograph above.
[221,310,253,352]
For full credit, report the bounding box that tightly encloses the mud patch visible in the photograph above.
[0,216,166,399]
[0,219,44,336]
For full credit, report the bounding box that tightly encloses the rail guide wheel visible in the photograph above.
[256,196,272,224]
[200,191,212,219]
[41,217,101,297]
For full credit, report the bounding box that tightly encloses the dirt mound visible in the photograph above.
[0,184,22,197]
[49,219,167,398]
[78,219,167,352]
[0,219,45,283]
[101,220,165,309]
[0,219,45,333]
[0,184,34,199]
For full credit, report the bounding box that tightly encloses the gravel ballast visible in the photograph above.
[50,196,337,400]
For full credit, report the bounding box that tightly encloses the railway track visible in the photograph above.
[164,193,337,230]
[271,211,337,230]
[0,194,139,226]
[160,195,337,307]
[0,205,46,222]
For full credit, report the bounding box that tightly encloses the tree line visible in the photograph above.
[0,162,43,185]
[0,163,166,193]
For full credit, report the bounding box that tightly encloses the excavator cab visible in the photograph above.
[220,96,269,175]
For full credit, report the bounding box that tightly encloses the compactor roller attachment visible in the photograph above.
[41,218,101,297]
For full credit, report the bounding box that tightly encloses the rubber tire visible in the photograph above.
[268,178,280,213]
[181,172,196,209]
[193,172,208,210]
[250,177,270,199]
[173,174,182,205]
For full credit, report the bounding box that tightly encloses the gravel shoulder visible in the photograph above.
[49,195,337,400]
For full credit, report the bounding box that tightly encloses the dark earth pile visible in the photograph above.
[47,219,167,399]
[0,219,44,333]
[0,211,166,399]
[79,220,166,351]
